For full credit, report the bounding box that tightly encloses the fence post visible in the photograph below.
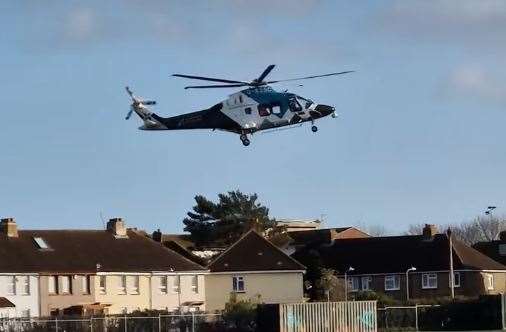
[55,317,58,332]
[124,315,127,332]
[192,312,195,332]
[158,314,161,332]
[90,316,93,332]
[415,305,419,331]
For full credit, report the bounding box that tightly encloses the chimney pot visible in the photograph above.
[1,218,19,238]
[422,224,438,241]
[107,218,128,238]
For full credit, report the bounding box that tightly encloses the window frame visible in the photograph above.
[131,276,140,295]
[159,276,168,294]
[449,272,461,288]
[20,275,30,295]
[61,275,72,295]
[48,275,58,295]
[99,276,106,295]
[486,274,494,290]
[172,275,180,294]
[361,276,372,291]
[384,275,400,291]
[232,276,245,293]
[191,275,199,294]
[82,275,91,295]
[348,276,360,292]
[422,273,438,289]
[119,275,127,295]
[7,275,16,295]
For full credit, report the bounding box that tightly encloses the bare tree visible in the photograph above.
[405,223,426,236]
[357,222,389,236]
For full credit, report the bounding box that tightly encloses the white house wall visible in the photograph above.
[0,274,39,318]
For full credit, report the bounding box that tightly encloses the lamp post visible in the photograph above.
[344,266,355,302]
[447,228,455,299]
[406,267,416,302]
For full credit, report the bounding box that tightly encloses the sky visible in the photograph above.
[1,0,506,234]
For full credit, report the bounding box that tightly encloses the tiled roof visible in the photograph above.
[0,297,15,308]
[0,230,205,273]
[288,227,369,246]
[473,241,506,265]
[292,233,506,274]
[208,230,305,272]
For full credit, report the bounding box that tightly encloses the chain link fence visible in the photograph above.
[0,313,222,332]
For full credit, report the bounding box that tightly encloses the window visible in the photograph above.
[239,95,243,104]
[244,107,252,115]
[449,272,461,288]
[348,277,359,292]
[191,275,198,293]
[99,276,106,295]
[258,105,271,117]
[499,244,506,256]
[232,276,245,292]
[361,276,372,291]
[486,274,494,290]
[33,237,50,250]
[48,276,58,294]
[172,276,180,293]
[131,276,139,294]
[61,276,72,294]
[288,97,302,112]
[159,276,168,294]
[82,275,91,294]
[385,275,400,291]
[272,105,281,114]
[21,310,30,318]
[7,276,16,295]
[422,273,438,289]
[20,276,30,295]
[119,276,127,295]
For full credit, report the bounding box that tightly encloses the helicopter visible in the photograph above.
[125,65,353,146]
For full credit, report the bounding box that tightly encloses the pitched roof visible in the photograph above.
[0,229,205,273]
[208,230,305,272]
[0,297,15,308]
[473,240,506,265]
[292,233,506,274]
[288,227,370,246]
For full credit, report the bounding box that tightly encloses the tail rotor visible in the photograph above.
[125,86,156,120]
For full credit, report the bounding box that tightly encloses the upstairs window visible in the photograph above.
[20,276,30,295]
[119,276,127,295]
[422,273,438,289]
[385,275,400,291]
[449,272,461,288]
[361,276,372,291]
[7,276,16,295]
[131,276,140,294]
[191,275,198,294]
[61,276,72,294]
[232,276,245,292]
[159,276,168,294]
[82,275,91,295]
[99,276,106,295]
[172,276,180,293]
[486,274,494,290]
[348,277,360,292]
[33,237,50,250]
[48,276,58,294]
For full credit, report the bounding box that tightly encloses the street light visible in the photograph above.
[406,267,416,302]
[344,266,355,302]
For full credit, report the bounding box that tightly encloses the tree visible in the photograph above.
[315,268,345,301]
[222,293,259,331]
[183,190,276,247]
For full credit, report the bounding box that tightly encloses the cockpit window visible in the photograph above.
[288,97,302,112]
[297,96,313,108]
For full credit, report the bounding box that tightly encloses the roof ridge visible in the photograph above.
[207,229,255,267]
[249,230,306,270]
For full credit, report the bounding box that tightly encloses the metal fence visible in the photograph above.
[0,313,222,332]
[377,305,439,331]
[279,301,377,332]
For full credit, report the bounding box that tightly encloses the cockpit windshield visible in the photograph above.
[297,96,313,109]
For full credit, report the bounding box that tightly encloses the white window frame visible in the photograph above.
[33,237,50,249]
[172,275,180,293]
[486,274,494,290]
[119,276,127,295]
[449,272,461,288]
[61,275,71,294]
[21,309,30,318]
[348,276,360,292]
[82,275,90,294]
[7,276,16,295]
[99,276,106,295]
[191,275,198,294]
[384,275,400,291]
[361,276,372,291]
[20,276,30,295]
[130,276,140,295]
[48,276,58,294]
[422,273,438,289]
[159,276,168,294]
[232,276,245,293]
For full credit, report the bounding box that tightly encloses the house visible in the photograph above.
[205,230,306,311]
[293,224,506,302]
[0,218,207,316]
[473,231,506,265]
[0,218,40,318]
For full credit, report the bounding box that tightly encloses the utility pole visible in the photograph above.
[447,228,455,299]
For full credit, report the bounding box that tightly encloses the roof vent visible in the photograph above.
[1,218,18,238]
[107,218,128,238]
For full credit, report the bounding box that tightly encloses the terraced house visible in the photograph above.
[0,218,206,317]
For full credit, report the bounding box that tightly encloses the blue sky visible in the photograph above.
[2,1,506,234]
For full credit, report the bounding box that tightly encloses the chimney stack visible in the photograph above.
[152,229,162,242]
[107,218,128,238]
[1,218,19,238]
[422,224,438,241]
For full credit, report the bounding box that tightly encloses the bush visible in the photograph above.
[222,293,259,332]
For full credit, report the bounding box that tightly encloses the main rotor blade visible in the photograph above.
[256,64,276,83]
[172,74,248,85]
[184,84,248,89]
[266,71,355,84]
[125,86,134,97]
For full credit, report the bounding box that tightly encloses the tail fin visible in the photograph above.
[125,87,167,130]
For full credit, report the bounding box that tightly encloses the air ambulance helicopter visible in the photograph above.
[125,65,353,146]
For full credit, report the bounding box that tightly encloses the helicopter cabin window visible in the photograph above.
[288,97,302,112]
[239,95,243,103]
[244,107,252,115]
[258,105,271,117]
[272,105,281,114]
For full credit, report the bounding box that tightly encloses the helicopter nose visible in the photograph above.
[315,104,335,116]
